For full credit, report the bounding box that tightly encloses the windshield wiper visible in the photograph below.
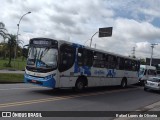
[40,48,49,60]
[38,48,51,67]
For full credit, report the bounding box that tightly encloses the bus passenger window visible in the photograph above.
[117,57,120,70]
[84,49,93,67]
[128,60,132,70]
[101,54,105,68]
[131,60,137,71]
[77,48,93,67]
[93,52,104,68]
[108,55,116,69]
[119,58,124,70]
[77,48,83,66]
[105,55,109,68]
[125,59,131,70]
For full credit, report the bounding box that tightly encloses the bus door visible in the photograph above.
[58,44,75,87]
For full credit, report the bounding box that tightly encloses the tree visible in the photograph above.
[0,22,7,37]
[140,58,146,65]
[0,42,8,58]
[0,22,8,59]
[7,34,17,66]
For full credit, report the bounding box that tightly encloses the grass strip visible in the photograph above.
[0,73,24,83]
[0,58,26,70]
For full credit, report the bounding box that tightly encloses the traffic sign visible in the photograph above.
[99,27,112,37]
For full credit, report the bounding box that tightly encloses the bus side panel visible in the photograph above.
[59,77,72,87]
[127,71,139,85]
[100,70,138,86]
[88,68,124,87]
[59,65,78,88]
[58,65,139,88]
[99,69,130,86]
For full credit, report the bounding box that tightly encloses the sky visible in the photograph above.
[0,0,160,59]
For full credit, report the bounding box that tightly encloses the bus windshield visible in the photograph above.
[27,47,58,69]
[139,68,145,76]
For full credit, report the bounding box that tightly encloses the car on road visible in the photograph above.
[139,65,157,85]
[144,77,160,92]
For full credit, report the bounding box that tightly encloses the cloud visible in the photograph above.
[92,18,160,58]
[0,0,160,59]
[114,18,160,42]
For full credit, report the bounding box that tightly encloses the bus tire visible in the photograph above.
[75,78,85,92]
[121,78,127,88]
[139,80,145,86]
[144,87,147,91]
[52,88,60,92]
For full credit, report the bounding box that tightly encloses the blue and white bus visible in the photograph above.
[24,38,140,91]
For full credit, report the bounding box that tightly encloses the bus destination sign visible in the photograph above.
[30,38,58,48]
[33,40,51,45]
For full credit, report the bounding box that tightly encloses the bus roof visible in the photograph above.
[29,38,139,61]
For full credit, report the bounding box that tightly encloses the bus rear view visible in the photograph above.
[24,38,58,88]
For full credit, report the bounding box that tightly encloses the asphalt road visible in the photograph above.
[0,83,160,120]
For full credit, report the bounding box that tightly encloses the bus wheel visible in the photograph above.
[75,79,85,92]
[144,87,147,91]
[121,78,127,88]
[52,88,60,92]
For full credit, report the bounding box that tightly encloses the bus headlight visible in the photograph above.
[45,74,56,80]
[25,74,29,78]
[45,75,52,80]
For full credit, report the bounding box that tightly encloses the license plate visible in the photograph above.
[32,80,37,83]
[150,83,154,86]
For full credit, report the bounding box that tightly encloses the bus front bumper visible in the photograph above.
[24,74,56,88]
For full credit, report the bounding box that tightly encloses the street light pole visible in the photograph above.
[14,11,31,60]
[90,31,99,47]
[89,31,111,48]
[150,43,158,66]
[88,27,113,48]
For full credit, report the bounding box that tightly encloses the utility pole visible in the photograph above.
[132,47,135,58]
[150,43,158,66]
